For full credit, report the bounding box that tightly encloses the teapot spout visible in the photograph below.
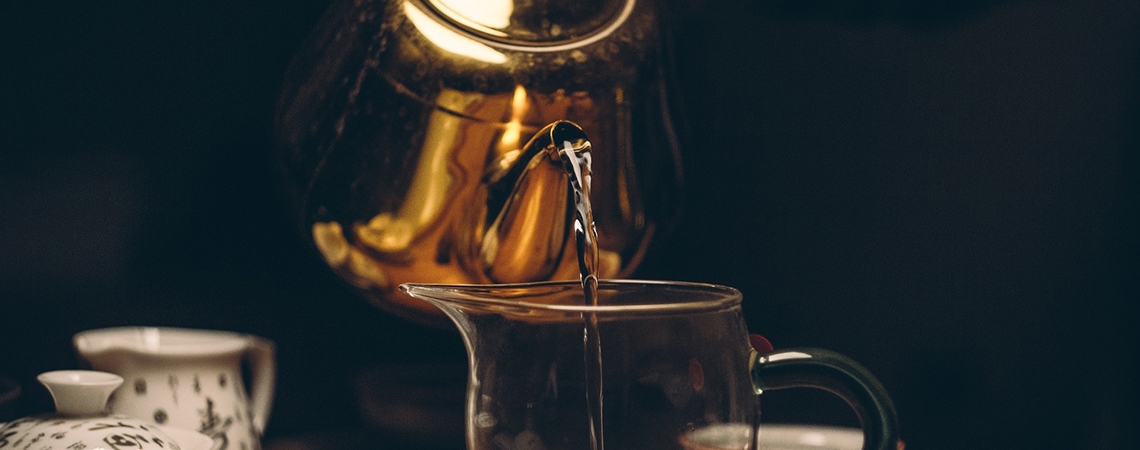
[475,121,592,283]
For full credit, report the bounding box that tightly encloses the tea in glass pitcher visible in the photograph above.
[401,281,900,450]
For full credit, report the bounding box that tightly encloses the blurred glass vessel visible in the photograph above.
[276,0,684,325]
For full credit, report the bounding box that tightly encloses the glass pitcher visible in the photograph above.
[401,280,901,450]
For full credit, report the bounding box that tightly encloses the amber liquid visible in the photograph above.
[557,139,605,450]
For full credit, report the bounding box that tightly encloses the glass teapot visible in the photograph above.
[275,0,684,325]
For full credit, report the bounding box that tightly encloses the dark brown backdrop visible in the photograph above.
[2,1,1137,449]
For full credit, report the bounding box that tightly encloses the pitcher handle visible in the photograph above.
[750,348,900,450]
[245,336,276,436]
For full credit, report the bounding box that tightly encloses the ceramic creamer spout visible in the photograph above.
[72,326,163,356]
[474,121,592,284]
[73,326,251,357]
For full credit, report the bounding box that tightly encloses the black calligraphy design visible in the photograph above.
[168,376,179,406]
[102,433,167,450]
[197,398,232,450]
[0,431,16,449]
[88,422,151,432]
[26,432,45,447]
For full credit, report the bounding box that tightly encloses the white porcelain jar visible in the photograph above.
[0,371,213,450]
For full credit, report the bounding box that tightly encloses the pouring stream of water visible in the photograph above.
[557,138,604,450]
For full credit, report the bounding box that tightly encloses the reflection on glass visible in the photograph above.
[404,1,507,63]
[429,0,513,35]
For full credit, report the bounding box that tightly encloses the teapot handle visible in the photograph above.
[245,336,276,436]
[750,348,901,450]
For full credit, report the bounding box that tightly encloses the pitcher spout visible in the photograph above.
[73,326,251,360]
[72,326,165,357]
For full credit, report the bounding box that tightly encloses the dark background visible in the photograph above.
[2,0,1137,449]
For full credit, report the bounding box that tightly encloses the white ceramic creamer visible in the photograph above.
[73,328,275,450]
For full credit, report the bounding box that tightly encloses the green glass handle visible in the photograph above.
[750,348,900,450]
